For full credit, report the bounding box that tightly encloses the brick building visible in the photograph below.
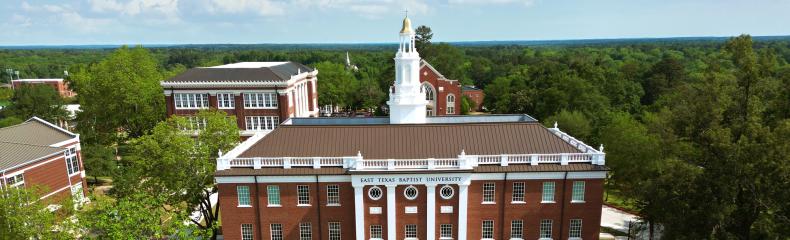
[419,60,461,116]
[0,117,86,204]
[214,17,606,240]
[161,62,318,137]
[11,78,77,98]
[461,85,485,112]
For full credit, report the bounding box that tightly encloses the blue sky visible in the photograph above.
[1,0,789,45]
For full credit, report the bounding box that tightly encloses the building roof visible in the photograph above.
[238,121,583,159]
[462,85,483,91]
[0,117,76,171]
[163,62,314,83]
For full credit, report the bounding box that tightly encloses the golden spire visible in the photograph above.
[400,14,412,34]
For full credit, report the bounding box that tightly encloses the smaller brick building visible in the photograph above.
[161,62,318,137]
[462,85,485,112]
[419,60,462,116]
[11,79,77,98]
[0,117,86,204]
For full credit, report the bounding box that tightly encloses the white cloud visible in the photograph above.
[290,0,429,19]
[10,14,33,27]
[18,1,113,33]
[89,0,181,22]
[448,0,535,7]
[206,0,286,16]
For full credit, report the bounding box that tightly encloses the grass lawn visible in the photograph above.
[604,189,639,213]
[0,100,9,107]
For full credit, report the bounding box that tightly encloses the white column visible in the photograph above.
[386,185,397,240]
[354,186,365,240]
[426,184,437,240]
[458,184,469,240]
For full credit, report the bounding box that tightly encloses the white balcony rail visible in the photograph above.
[217,152,605,171]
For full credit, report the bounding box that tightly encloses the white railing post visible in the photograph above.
[253,157,262,169]
[530,155,538,165]
[283,157,292,169]
[313,157,321,169]
[387,159,395,170]
[500,155,509,166]
[596,154,606,165]
[217,158,226,170]
[427,158,435,170]
[560,154,569,165]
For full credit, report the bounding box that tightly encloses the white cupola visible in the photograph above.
[387,16,427,124]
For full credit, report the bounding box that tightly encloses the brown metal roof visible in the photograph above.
[238,122,583,159]
[164,62,313,83]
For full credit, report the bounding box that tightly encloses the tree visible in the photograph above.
[0,186,74,239]
[81,144,117,184]
[414,25,433,52]
[0,116,23,128]
[79,192,192,239]
[543,110,592,141]
[71,46,165,145]
[113,109,239,239]
[2,84,68,123]
[314,61,358,109]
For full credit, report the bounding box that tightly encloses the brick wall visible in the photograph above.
[419,66,462,116]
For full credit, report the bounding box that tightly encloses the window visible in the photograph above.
[481,220,494,239]
[370,225,383,240]
[237,186,251,206]
[300,222,312,240]
[368,186,382,200]
[183,116,207,131]
[329,222,341,240]
[571,181,585,202]
[5,174,24,188]
[298,185,310,205]
[174,93,209,109]
[510,220,524,239]
[404,185,418,200]
[267,185,281,206]
[245,116,280,130]
[405,224,417,239]
[512,182,525,203]
[483,182,495,203]
[440,224,453,239]
[65,147,80,175]
[542,182,555,203]
[271,223,283,240]
[243,92,278,108]
[539,219,553,239]
[217,93,235,109]
[423,84,435,101]
[440,185,454,199]
[446,94,456,114]
[569,219,582,239]
[241,224,254,240]
[327,185,340,206]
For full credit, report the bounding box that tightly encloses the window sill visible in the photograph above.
[541,201,556,204]
[174,107,209,110]
[267,204,282,207]
[570,200,586,204]
[68,171,82,177]
[218,107,235,109]
[538,238,553,240]
[440,238,453,240]
[481,202,496,205]
[509,238,524,240]
[297,204,312,207]
[370,238,384,240]
[510,201,526,204]
[243,107,278,110]
[237,205,253,208]
[568,238,582,240]
[327,203,341,207]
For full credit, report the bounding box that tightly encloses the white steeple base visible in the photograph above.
[388,99,427,124]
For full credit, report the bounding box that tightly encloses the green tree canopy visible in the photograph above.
[2,84,68,123]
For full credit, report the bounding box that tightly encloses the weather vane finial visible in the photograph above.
[404,8,409,17]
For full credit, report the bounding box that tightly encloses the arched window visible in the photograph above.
[446,94,456,114]
[423,84,435,101]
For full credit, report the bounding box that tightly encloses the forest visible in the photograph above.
[0,30,789,239]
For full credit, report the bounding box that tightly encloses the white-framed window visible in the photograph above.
[237,186,251,207]
[297,185,310,205]
[440,185,454,199]
[423,83,435,101]
[241,223,254,240]
[300,222,312,240]
[542,182,555,203]
[4,173,24,188]
[183,116,207,131]
[571,181,585,202]
[271,223,283,240]
[405,224,418,239]
[368,186,383,200]
[483,182,495,203]
[245,116,279,131]
[404,185,418,200]
[65,147,80,175]
[482,220,494,240]
[512,182,525,203]
[243,92,278,108]
[440,224,453,239]
[446,94,456,114]
[370,225,383,240]
[569,219,582,239]
[217,93,235,109]
[539,219,553,239]
[327,185,340,206]
[510,220,524,240]
[174,93,209,109]
[329,222,341,240]
[267,185,281,206]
